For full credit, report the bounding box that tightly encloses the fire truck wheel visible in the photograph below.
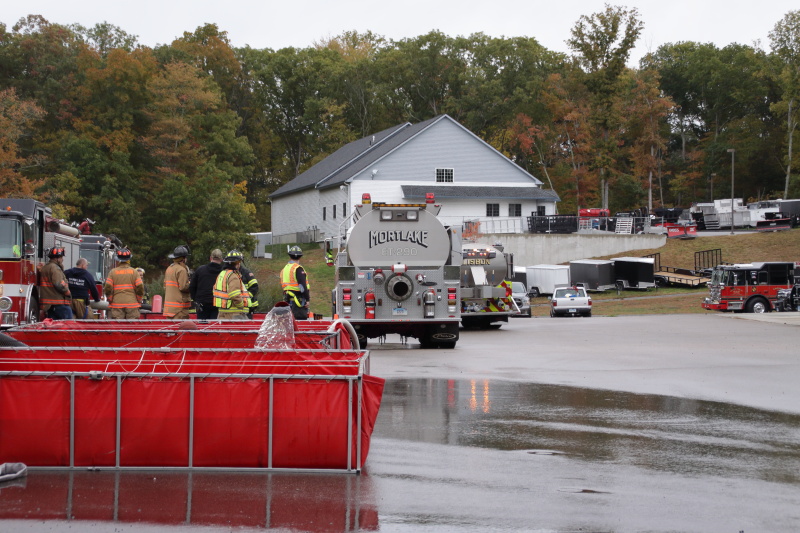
[356,334,368,348]
[746,297,769,314]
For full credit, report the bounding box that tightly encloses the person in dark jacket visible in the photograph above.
[238,264,259,319]
[189,249,224,320]
[64,257,101,319]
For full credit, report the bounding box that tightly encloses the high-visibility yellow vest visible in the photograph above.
[213,270,251,312]
[280,263,301,292]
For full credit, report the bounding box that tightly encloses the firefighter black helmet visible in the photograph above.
[288,245,303,258]
[47,247,66,259]
[169,245,190,259]
[116,248,132,261]
[224,250,244,263]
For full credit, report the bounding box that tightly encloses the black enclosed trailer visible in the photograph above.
[611,257,657,289]
[569,259,615,291]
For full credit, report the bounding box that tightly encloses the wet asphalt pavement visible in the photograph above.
[1,314,799,532]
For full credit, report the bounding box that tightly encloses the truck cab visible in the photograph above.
[0,200,48,327]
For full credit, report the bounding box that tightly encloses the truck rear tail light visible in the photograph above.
[447,287,457,304]
[426,193,435,204]
[380,210,393,220]
[362,193,371,204]
[406,210,418,220]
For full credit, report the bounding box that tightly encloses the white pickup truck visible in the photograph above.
[550,285,592,317]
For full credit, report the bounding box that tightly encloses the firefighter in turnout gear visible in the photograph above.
[281,246,310,320]
[104,248,144,319]
[39,247,73,320]
[164,245,192,319]
[213,250,251,320]
[238,264,259,319]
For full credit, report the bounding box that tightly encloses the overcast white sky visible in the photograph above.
[6,1,799,65]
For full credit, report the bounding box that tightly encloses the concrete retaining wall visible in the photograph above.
[484,233,667,266]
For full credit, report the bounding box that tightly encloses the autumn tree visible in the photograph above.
[567,4,643,210]
[0,88,45,197]
[769,10,800,197]
[620,69,673,209]
[141,61,255,264]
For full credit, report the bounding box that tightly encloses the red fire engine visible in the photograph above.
[0,199,82,328]
[702,261,799,313]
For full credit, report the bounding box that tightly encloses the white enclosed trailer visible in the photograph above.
[514,264,571,297]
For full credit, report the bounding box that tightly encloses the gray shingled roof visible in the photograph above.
[269,116,441,199]
[402,185,560,202]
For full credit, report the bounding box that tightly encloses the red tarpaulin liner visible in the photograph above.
[0,319,383,472]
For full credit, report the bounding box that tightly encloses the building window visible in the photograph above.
[333,204,337,219]
[436,168,454,183]
[486,203,499,217]
[509,203,522,217]
[322,206,326,221]
[537,205,546,216]
[343,202,346,217]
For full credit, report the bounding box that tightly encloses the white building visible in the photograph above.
[269,114,559,242]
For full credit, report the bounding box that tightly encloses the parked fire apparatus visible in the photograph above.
[702,261,799,313]
[75,219,124,297]
[330,193,461,348]
[0,199,81,327]
[460,242,518,328]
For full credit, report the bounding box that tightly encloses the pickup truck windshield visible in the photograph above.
[555,288,584,298]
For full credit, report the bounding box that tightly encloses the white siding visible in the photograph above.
[271,116,556,238]
[360,118,541,185]
[271,190,319,236]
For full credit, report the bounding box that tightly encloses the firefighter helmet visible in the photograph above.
[288,245,303,259]
[116,248,132,261]
[47,247,66,259]
[224,250,244,263]
[168,245,190,259]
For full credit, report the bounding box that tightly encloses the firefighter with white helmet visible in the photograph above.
[39,246,73,320]
[212,250,251,320]
[164,245,191,319]
[104,248,144,319]
[281,245,310,320]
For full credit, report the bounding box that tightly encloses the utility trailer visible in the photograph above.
[513,264,571,297]
[0,316,384,473]
[611,257,657,290]
[569,259,615,292]
[646,249,719,287]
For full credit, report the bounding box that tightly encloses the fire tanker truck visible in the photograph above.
[702,261,799,313]
[0,199,81,327]
[330,193,461,348]
[460,242,518,328]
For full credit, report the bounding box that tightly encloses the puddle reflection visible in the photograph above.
[377,379,800,484]
[0,471,378,531]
